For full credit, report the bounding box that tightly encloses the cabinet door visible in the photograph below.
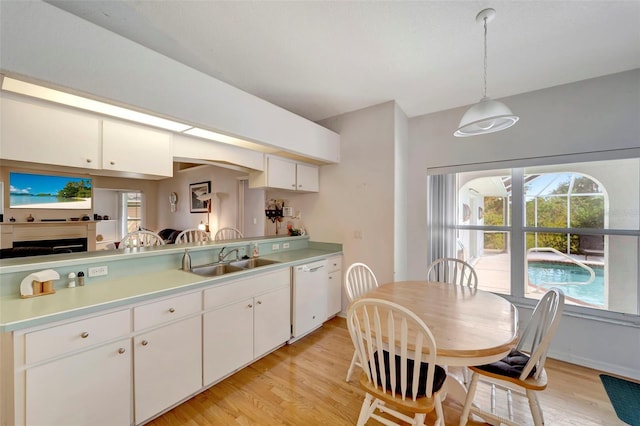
[102,120,173,177]
[0,97,100,168]
[203,298,253,386]
[296,163,319,192]
[254,286,291,358]
[134,316,202,424]
[267,156,297,190]
[26,339,131,426]
[327,270,342,319]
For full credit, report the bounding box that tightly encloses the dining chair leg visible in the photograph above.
[414,412,426,426]
[356,393,373,426]
[527,389,544,426]
[346,350,359,381]
[459,372,479,426]
[434,395,445,426]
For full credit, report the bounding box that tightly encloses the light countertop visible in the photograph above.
[0,246,341,332]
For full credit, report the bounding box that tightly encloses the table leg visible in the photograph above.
[446,372,468,405]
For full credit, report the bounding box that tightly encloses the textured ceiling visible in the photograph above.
[48,1,640,122]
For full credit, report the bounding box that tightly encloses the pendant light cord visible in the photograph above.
[483,16,488,99]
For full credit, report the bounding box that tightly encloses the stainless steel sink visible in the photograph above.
[190,263,245,276]
[230,258,280,269]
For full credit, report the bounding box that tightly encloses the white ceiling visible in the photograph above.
[47,1,640,122]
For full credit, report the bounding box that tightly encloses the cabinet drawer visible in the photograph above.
[204,268,290,310]
[134,291,201,331]
[25,309,130,364]
[327,255,342,273]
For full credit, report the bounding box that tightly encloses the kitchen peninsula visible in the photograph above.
[0,235,342,425]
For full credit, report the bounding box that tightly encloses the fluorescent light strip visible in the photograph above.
[184,127,278,153]
[1,77,192,132]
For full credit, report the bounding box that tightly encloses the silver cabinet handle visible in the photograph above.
[257,300,262,305]
[169,307,175,313]
[81,332,89,338]
[118,348,126,354]
[86,158,92,163]
[141,340,149,346]
[110,161,115,165]
[248,304,253,308]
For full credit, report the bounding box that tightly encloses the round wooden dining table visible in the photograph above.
[359,280,519,403]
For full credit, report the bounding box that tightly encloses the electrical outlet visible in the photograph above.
[88,266,108,277]
[283,242,290,249]
[272,243,280,250]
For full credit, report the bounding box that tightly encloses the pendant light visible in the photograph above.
[454,8,519,137]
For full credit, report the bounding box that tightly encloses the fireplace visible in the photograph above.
[0,222,96,258]
[1,238,88,259]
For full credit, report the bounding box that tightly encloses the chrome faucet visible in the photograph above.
[218,247,240,263]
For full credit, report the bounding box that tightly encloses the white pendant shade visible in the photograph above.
[454,8,519,137]
[454,97,519,137]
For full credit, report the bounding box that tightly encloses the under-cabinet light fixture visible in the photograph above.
[1,76,193,132]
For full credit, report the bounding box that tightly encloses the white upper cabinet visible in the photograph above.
[1,96,173,178]
[102,120,173,177]
[0,96,100,169]
[249,155,319,192]
[295,162,320,192]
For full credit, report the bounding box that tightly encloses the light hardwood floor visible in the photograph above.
[149,317,623,426]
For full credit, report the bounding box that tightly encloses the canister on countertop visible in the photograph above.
[77,271,85,286]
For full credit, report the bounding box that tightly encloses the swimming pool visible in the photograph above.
[527,261,605,306]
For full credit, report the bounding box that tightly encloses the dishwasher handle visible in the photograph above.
[300,264,325,273]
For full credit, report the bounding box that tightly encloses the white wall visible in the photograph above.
[407,69,640,379]
[156,164,246,234]
[394,104,409,281]
[0,1,340,163]
[273,102,398,314]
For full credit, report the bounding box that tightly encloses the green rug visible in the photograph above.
[600,374,640,426]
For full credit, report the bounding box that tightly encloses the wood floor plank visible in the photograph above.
[148,317,623,425]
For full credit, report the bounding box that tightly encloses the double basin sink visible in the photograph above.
[189,257,280,277]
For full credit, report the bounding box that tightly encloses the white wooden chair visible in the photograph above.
[460,288,565,426]
[426,257,478,384]
[344,262,379,382]
[120,230,165,248]
[426,257,478,288]
[347,298,448,426]
[213,227,244,241]
[175,228,210,244]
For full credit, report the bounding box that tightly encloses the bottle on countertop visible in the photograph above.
[77,271,85,286]
[252,242,259,258]
[182,249,191,271]
[67,272,76,288]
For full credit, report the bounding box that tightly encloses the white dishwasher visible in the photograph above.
[289,260,327,343]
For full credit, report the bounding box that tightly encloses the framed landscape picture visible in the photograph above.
[190,181,211,213]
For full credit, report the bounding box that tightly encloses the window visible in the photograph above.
[121,192,143,235]
[427,156,639,318]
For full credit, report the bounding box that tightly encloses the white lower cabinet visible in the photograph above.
[1,262,335,426]
[25,338,131,426]
[254,285,291,358]
[203,297,254,385]
[326,255,343,319]
[203,269,291,386]
[134,315,202,424]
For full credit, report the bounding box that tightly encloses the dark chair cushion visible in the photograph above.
[475,349,536,378]
[369,350,447,398]
[157,228,181,244]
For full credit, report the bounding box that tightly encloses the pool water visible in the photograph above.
[528,262,604,306]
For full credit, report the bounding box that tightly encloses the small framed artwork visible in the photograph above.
[190,181,211,213]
